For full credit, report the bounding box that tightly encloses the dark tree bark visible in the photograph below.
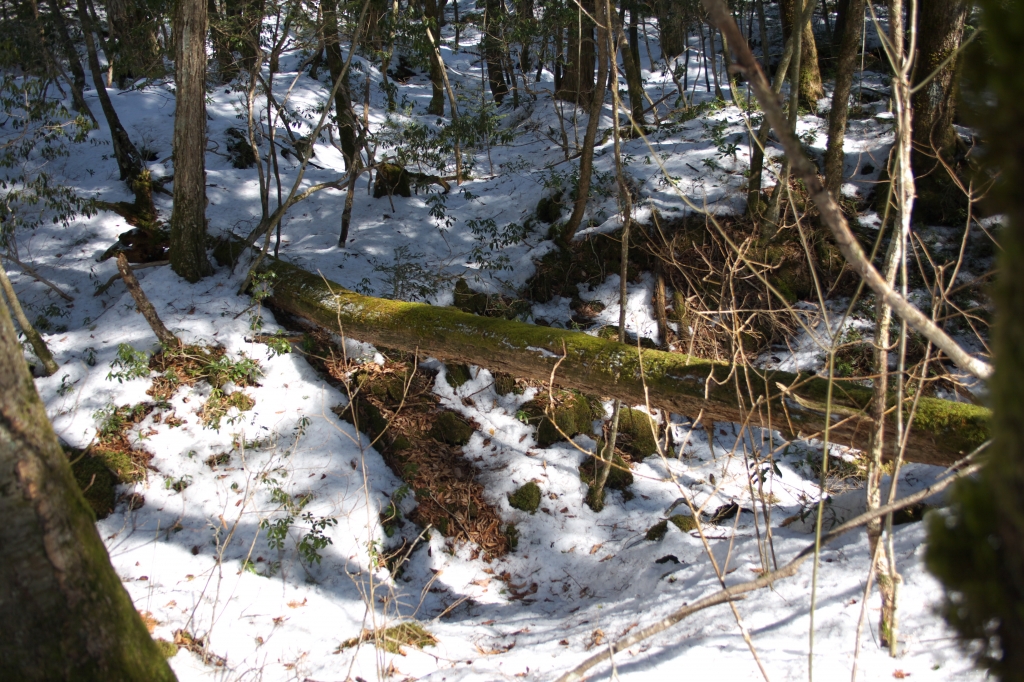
[48,0,95,121]
[653,0,687,59]
[561,0,609,241]
[910,0,969,176]
[169,0,213,282]
[482,0,509,105]
[423,0,446,115]
[208,0,237,81]
[0,296,178,681]
[324,0,359,168]
[612,5,647,126]
[556,1,595,104]
[927,3,1024,679]
[779,0,824,107]
[823,0,865,197]
[104,0,162,87]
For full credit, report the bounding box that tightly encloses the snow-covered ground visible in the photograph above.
[6,4,987,680]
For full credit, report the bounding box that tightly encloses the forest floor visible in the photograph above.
[10,7,993,681]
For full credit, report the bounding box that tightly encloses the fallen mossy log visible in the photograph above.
[214,240,989,467]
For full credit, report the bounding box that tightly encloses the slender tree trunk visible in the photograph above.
[208,0,237,81]
[556,2,595,104]
[823,0,865,197]
[0,295,178,681]
[324,0,359,168]
[483,0,509,104]
[424,0,446,115]
[169,0,213,282]
[612,6,647,125]
[0,268,58,376]
[48,0,95,121]
[779,0,824,107]
[561,0,609,242]
[76,0,154,219]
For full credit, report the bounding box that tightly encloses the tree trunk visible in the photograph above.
[779,0,824,107]
[48,0,96,121]
[208,0,237,81]
[913,0,966,178]
[653,0,686,59]
[483,0,509,104]
[612,5,647,126]
[0,296,178,681]
[214,239,990,468]
[0,267,59,376]
[324,0,359,168]
[424,0,446,115]
[926,2,1024,677]
[169,0,213,283]
[556,1,595,104]
[105,0,162,87]
[823,0,864,197]
[561,0,609,242]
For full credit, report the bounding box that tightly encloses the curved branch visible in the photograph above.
[554,453,985,682]
[702,0,993,382]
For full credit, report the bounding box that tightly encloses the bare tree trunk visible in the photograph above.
[483,0,509,104]
[653,0,686,59]
[561,0,609,242]
[556,1,595,104]
[48,0,96,121]
[324,0,359,168]
[169,0,213,283]
[105,0,162,87]
[76,0,154,219]
[116,254,180,346]
[0,295,178,681]
[612,5,646,125]
[0,267,59,376]
[823,0,864,197]
[424,0,446,115]
[779,0,824,107]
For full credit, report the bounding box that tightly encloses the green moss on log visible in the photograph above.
[211,238,991,467]
[646,514,699,541]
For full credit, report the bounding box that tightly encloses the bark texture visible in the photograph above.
[823,0,865,197]
[561,0,609,241]
[911,0,969,169]
[654,0,687,59]
[214,239,989,468]
[556,2,596,104]
[0,297,177,681]
[779,0,824,106]
[926,2,1024,678]
[169,0,213,283]
[324,0,359,168]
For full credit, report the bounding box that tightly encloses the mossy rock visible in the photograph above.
[429,411,474,445]
[445,363,472,389]
[616,407,660,459]
[67,448,117,519]
[492,372,519,396]
[646,514,699,541]
[453,278,489,315]
[373,162,412,198]
[526,391,597,447]
[536,195,563,224]
[579,447,633,491]
[508,481,541,513]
